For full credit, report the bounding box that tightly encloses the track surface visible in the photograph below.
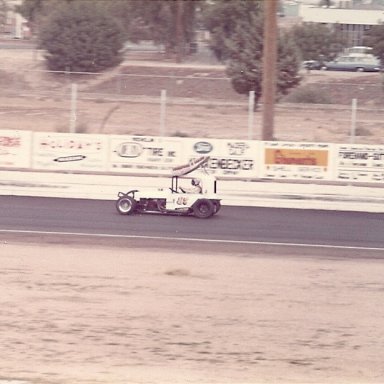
[0,196,383,251]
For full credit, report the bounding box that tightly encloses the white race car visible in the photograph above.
[115,157,221,219]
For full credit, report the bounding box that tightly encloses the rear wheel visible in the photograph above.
[193,199,215,219]
[116,196,136,215]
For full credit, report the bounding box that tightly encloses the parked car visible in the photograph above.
[302,60,324,70]
[323,55,381,72]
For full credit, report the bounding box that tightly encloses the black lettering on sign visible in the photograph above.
[208,158,253,170]
[53,155,86,162]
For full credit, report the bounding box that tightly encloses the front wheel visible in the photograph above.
[213,200,221,214]
[116,196,137,215]
[193,199,215,219]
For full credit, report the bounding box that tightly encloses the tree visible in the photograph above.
[126,0,199,58]
[289,23,346,62]
[38,1,125,72]
[0,0,7,31]
[101,0,200,59]
[16,0,63,36]
[225,14,264,103]
[318,0,333,7]
[204,0,262,61]
[18,0,201,62]
[363,24,384,65]
[206,1,300,107]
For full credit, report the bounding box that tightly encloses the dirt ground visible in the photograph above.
[1,240,384,384]
[1,49,384,144]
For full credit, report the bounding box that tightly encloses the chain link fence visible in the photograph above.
[1,59,384,143]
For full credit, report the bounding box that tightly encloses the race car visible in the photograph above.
[115,156,221,219]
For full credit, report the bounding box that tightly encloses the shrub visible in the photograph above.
[171,131,189,137]
[283,87,333,104]
[355,127,372,136]
[39,2,125,73]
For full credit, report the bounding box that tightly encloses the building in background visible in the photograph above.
[1,0,30,39]
[282,0,384,46]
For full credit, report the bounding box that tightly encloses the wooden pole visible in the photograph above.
[261,0,278,141]
[175,0,183,63]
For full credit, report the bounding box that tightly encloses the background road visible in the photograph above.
[1,195,383,251]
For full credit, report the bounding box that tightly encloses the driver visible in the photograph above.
[180,178,202,194]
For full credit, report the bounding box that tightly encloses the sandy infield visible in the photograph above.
[0,240,383,384]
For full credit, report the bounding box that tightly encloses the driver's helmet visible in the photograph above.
[191,178,200,186]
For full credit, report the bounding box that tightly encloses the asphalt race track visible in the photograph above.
[0,196,383,253]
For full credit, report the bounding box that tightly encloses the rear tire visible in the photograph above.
[193,199,215,219]
[116,196,136,215]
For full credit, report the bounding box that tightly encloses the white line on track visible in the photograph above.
[1,229,384,252]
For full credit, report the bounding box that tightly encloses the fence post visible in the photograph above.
[70,83,78,133]
[248,90,255,140]
[160,89,167,136]
[350,98,357,144]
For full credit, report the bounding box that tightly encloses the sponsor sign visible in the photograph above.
[0,130,32,168]
[186,138,259,178]
[335,144,384,182]
[261,141,331,180]
[109,135,182,174]
[32,132,108,171]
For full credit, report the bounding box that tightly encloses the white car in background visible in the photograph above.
[323,55,381,72]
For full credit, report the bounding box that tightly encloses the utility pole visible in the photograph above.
[261,0,278,141]
[175,0,183,63]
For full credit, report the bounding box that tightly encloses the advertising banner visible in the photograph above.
[261,141,331,180]
[0,130,32,168]
[335,144,384,182]
[183,138,259,178]
[109,135,183,175]
[32,132,108,171]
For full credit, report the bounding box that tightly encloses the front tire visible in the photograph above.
[116,196,137,215]
[193,199,215,219]
[213,200,221,214]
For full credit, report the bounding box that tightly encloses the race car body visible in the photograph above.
[115,157,221,218]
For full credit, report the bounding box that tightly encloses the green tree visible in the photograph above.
[203,0,262,61]
[38,1,125,72]
[0,0,8,31]
[206,1,300,107]
[18,0,201,61]
[226,14,301,107]
[363,24,384,65]
[100,0,200,58]
[289,23,346,62]
[16,0,64,36]
[127,0,199,57]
